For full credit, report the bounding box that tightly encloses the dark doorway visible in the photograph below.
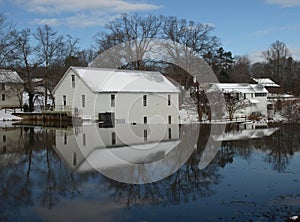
[98,112,115,128]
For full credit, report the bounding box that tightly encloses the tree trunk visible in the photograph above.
[28,92,34,112]
[197,101,203,122]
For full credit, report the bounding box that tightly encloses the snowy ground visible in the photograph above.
[0,109,22,122]
[271,112,288,122]
[0,105,293,126]
[178,107,199,124]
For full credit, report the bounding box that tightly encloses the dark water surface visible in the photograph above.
[0,122,299,221]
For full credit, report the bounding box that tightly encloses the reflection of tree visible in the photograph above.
[104,162,222,208]
[265,150,290,173]
[101,124,231,207]
[263,124,297,172]
[0,123,299,221]
[222,123,299,173]
[0,127,36,220]
[218,144,234,167]
[0,127,90,221]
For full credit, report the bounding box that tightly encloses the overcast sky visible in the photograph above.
[1,0,300,62]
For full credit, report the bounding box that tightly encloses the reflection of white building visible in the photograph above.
[0,127,23,167]
[213,83,268,117]
[54,123,180,172]
[52,67,180,124]
[212,122,279,141]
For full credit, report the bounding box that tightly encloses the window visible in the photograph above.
[64,132,67,145]
[63,95,66,106]
[143,95,147,106]
[82,95,86,108]
[83,133,86,146]
[1,94,5,101]
[244,93,246,99]
[3,135,6,143]
[73,152,77,166]
[144,116,147,124]
[112,132,116,145]
[168,95,171,106]
[144,129,148,141]
[71,75,75,88]
[111,94,115,107]
[255,93,267,97]
[1,83,5,90]
[168,128,172,139]
[168,115,172,124]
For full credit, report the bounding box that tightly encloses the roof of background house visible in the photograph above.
[214,83,268,94]
[252,78,280,87]
[55,67,181,93]
[0,69,24,83]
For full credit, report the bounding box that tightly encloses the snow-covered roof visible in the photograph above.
[0,69,23,83]
[71,67,180,93]
[214,83,268,94]
[252,78,280,87]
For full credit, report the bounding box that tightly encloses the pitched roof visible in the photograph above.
[0,69,23,83]
[71,67,180,93]
[214,83,268,94]
[252,78,280,87]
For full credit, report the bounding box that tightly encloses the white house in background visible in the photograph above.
[0,69,24,109]
[52,67,180,125]
[252,78,283,98]
[213,83,269,117]
[252,77,294,99]
[252,78,281,119]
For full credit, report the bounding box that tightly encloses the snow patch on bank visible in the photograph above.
[0,109,22,121]
[179,108,199,124]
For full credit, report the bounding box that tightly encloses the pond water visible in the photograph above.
[0,122,299,221]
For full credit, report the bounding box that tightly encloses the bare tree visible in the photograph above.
[0,13,16,67]
[34,25,65,107]
[280,99,300,122]
[159,16,222,121]
[63,35,82,67]
[262,40,291,84]
[162,16,220,58]
[11,28,36,111]
[76,49,97,66]
[224,92,249,121]
[161,16,220,79]
[65,35,80,58]
[93,13,162,70]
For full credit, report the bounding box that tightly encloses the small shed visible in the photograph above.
[0,69,24,109]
